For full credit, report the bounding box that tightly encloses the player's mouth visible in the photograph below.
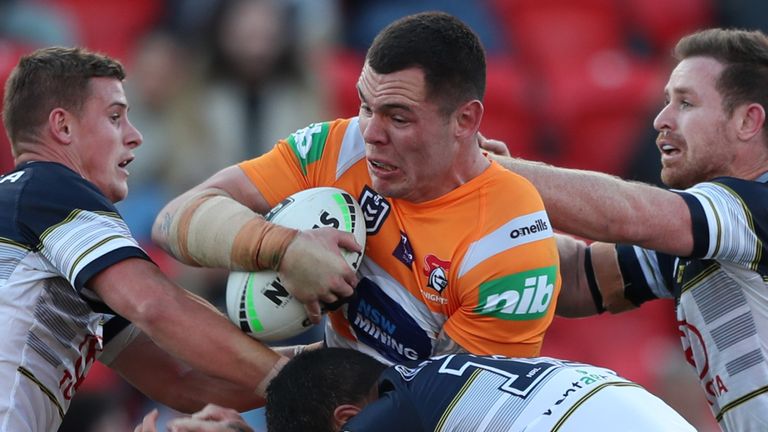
[657,131,683,160]
[369,159,397,173]
[118,157,134,173]
[659,143,681,157]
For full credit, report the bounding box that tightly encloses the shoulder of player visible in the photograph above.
[14,162,118,223]
[10,161,95,193]
[484,162,545,199]
[684,176,768,215]
[468,165,550,229]
[281,117,362,169]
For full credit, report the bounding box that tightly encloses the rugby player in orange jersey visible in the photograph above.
[153,12,560,371]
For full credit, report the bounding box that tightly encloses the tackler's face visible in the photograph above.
[70,77,142,202]
[653,56,737,189]
[356,62,462,203]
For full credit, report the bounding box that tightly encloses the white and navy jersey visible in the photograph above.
[342,354,694,432]
[0,162,149,432]
[616,174,768,431]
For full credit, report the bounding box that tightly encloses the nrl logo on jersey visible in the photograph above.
[359,185,390,234]
[423,254,450,293]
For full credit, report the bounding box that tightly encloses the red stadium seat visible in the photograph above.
[542,300,677,387]
[491,0,627,72]
[53,0,164,62]
[624,0,715,53]
[321,49,365,118]
[541,51,665,175]
[482,56,541,160]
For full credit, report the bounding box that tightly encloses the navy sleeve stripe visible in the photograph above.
[74,246,152,291]
[616,244,660,306]
[103,315,131,344]
[677,191,711,258]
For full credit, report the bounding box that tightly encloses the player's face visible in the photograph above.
[357,63,461,202]
[653,57,737,189]
[70,78,142,202]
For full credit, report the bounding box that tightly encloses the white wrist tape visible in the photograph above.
[590,242,636,313]
[256,356,289,396]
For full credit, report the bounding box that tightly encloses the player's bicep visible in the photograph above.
[206,165,273,214]
[161,165,271,216]
[87,258,178,323]
[631,189,694,256]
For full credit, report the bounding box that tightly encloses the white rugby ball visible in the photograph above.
[225,187,366,342]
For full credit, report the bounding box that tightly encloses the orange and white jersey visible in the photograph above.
[240,118,561,364]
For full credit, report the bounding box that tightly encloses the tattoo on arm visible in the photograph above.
[433,328,469,356]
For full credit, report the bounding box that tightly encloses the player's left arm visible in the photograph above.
[566,240,676,315]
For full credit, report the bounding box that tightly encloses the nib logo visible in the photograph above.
[475,266,557,320]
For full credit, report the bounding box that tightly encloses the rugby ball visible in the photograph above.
[225,187,366,342]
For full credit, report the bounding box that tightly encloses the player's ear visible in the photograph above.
[332,404,362,430]
[454,99,483,141]
[49,108,74,145]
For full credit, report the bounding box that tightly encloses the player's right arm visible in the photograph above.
[486,149,694,257]
[151,165,360,317]
[89,257,287,402]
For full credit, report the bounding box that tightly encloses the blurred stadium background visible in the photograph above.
[3,0,765,430]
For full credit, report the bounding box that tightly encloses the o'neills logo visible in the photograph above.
[510,219,548,239]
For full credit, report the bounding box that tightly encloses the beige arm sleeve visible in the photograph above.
[167,190,297,271]
[590,242,637,313]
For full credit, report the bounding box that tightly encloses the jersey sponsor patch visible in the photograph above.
[474,266,557,320]
[359,186,390,235]
[347,278,432,363]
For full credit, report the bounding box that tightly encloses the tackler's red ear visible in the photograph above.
[332,404,363,431]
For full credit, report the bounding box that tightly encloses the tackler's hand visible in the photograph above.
[166,404,254,432]
[478,133,511,158]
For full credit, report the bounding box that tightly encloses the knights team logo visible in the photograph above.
[423,254,450,293]
[359,186,390,234]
